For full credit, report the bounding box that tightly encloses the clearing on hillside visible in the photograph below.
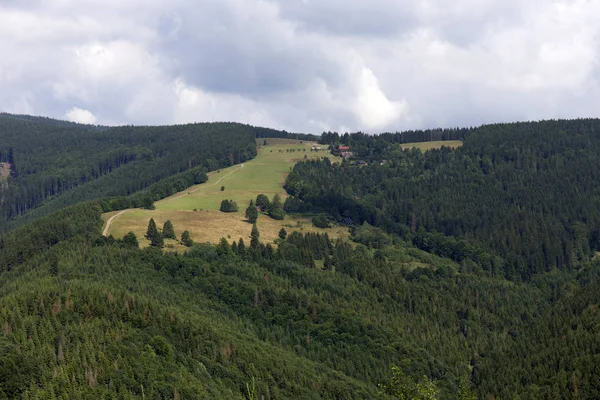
[102,142,344,249]
[400,140,463,151]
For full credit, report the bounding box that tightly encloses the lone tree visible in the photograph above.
[250,223,260,248]
[278,227,287,240]
[162,220,176,239]
[245,200,258,223]
[181,230,193,247]
[145,218,163,248]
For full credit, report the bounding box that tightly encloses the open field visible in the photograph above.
[102,142,344,248]
[400,140,463,151]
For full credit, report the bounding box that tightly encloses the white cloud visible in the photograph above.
[64,107,97,124]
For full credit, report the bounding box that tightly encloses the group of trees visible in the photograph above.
[144,218,192,248]
[219,199,239,213]
[242,194,286,223]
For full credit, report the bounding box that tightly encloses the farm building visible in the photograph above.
[338,145,350,151]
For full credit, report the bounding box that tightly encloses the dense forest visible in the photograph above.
[1,116,600,398]
[0,199,599,399]
[286,119,600,279]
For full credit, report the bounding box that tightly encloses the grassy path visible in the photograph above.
[102,209,128,236]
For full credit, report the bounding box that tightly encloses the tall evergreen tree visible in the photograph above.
[145,218,163,248]
[180,230,193,247]
[245,201,258,223]
[250,223,260,248]
[162,220,176,239]
[278,227,287,240]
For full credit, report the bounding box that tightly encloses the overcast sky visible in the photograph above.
[1,0,599,133]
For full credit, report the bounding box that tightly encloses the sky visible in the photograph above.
[1,0,599,133]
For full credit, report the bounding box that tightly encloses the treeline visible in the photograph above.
[0,114,266,230]
[255,126,319,142]
[286,119,600,279]
[1,201,599,398]
[319,128,466,156]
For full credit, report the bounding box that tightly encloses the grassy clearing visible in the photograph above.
[400,140,463,151]
[103,142,344,248]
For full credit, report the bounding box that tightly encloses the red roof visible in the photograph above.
[338,145,350,151]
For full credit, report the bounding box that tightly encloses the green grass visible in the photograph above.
[103,142,345,247]
[400,140,463,151]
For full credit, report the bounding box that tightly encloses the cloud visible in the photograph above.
[1,0,600,133]
[64,107,97,124]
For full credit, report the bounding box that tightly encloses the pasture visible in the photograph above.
[102,141,345,248]
[400,140,463,151]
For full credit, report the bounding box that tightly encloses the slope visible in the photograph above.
[102,140,346,249]
[0,114,265,231]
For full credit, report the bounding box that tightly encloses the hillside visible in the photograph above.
[0,114,275,232]
[1,117,600,399]
[102,139,346,250]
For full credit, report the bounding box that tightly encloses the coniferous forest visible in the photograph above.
[1,116,600,399]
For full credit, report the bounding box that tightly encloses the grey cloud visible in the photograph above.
[0,0,599,133]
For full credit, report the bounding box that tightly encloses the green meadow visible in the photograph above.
[102,139,346,248]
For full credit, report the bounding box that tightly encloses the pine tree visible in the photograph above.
[278,227,287,240]
[180,230,193,247]
[145,218,158,240]
[255,194,270,212]
[237,238,246,256]
[145,218,163,248]
[162,220,176,239]
[250,223,260,248]
[245,201,258,223]
[122,232,139,248]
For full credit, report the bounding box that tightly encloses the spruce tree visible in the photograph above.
[145,218,163,248]
[122,231,139,248]
[237,238,246,256]
[162,220,176,239]
[180,230,193,247]
[278,227,287,240]
[145,218,159,240]
[250,223,260,248]
[246,201,258,223]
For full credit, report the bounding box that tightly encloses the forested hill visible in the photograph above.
[0,114,287,231]
[1,116,600,398]
[285,119,600,279]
